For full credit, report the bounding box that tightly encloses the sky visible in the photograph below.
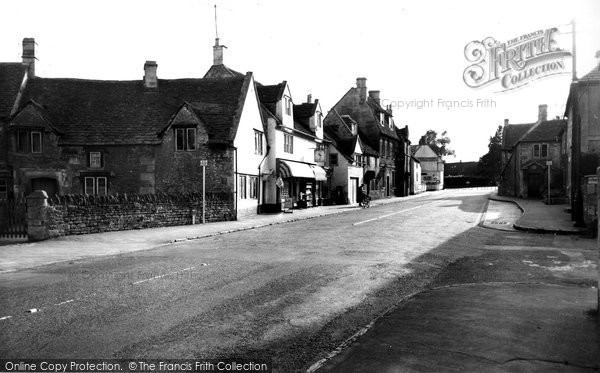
[1,0,599,162]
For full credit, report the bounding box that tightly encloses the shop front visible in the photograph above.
[277,159,327,209]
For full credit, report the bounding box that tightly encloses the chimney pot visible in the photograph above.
[356,77,367,103]
[143,61,158,89]
[538,104,548,122]
[22,38,35,77]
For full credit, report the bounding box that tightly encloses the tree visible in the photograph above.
[477,125,503,183]
[418,130,455,158]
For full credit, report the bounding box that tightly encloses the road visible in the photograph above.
[0,189,596,371]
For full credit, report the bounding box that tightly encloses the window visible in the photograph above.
[533,144,548,158]
[0,179,7,200]
[249,176,258,199]
[239,175,247,199]
[84,177,107,195]
[254,130,263,155]
[330,153,338,166]
[285,97,292,116]
[284,134,293,153]
[175,128,196,151]
[17,130,42,153]
[89,152,102,168]
[354,154,361,165]
[316,113,322,128]
[379,139,384,155]
[380,113,385,125]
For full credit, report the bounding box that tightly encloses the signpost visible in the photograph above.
[200,160,208,223]
[546,160,552,204]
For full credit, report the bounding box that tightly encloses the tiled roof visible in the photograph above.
[520,119,566,142]
[293,102,317,118]
[18,74,250,145]
[502,123,534,149]
[324,110,378,158]
[203,64,245,79]
[366,96,398,139]
[257,82,286,104]
[0,63,27,118]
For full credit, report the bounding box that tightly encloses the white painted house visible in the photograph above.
[411,145,444,191]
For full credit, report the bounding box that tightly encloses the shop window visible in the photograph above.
[89,151,102,168]
[330,153,338,166]
[254,130,263,155]
[84,177,107,195]
[249,176,258,199]
[175,128,196,151]
[239,175,247,199]
[284,134,293,153]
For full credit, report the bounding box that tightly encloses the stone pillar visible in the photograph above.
[27,190,49,241]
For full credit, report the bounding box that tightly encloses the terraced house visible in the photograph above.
[328,77,409,199]
[2,38,267,219]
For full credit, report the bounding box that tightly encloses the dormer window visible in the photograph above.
[17,130,42,153]
[175,127,196,151]
[380,113,385,126]
[285,97,292,116]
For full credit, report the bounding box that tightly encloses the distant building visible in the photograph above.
[409,156,425,195]
[411,145,444,191]
[499,105,567,199]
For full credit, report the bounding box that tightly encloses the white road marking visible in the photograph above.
[353,202,436,226]
[54,299,74,306]
[132,267,195,285]
[0,316,12,321]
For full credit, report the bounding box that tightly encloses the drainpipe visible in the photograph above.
[257,145,270,214]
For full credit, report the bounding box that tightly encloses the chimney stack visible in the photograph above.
[356,77,367,103]
[22,38,35,77]
[368,90,380,104]
[213,38,227,65]
[538,104,548,122]
[307,94,312,103]
[143,61,158,89]
[504,119,509,126]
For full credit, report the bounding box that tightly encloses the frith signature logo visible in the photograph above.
[463,27,572,91]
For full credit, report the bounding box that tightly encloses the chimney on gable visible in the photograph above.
[307,94,312,103]
[356,77,367,103]
[213,38,227,65]
[22,38,36,77]
[143,61,158,89]
[369,90,380,104]
[538,104,548,122]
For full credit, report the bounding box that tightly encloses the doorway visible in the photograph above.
[349,177,359,204]
[31,177,58,197]
[527,173,542,198]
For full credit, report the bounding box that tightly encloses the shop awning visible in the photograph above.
[279,159,315,179]
[311,165,328,181]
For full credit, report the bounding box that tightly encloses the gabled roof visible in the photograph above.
[411,144,440,160]
[519,119,565,142]
[17,73,252,145]
[502,123,534,149]
[0,63,27,118]
[10,100,63,135]
[203,64,245,79]
[257,82,287,104]
[294,101,318,118]
[324,110,378,158]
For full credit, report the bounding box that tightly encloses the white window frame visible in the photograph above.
[254,130,263,155]
[31,131,42,153]
[239,175,247,199]
[285,96,292,116]
[84,176,107,195]
[89,151,102,168]
[175,127,196,151]
[284,134,294,154]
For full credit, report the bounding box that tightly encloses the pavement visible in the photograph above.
[0,191,435,274]
[489,192,586,234]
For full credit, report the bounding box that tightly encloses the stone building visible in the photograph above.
[3,38,267,219]
[324,110,378,205]
[328,77,408,199]
[411,145,444,191]
[499,105,567,199]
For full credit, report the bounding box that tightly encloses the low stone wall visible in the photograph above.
[27,191,234,240]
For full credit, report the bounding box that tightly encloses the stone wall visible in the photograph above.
[27,191,234,240]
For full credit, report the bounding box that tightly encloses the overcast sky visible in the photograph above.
[1,0,599,161]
